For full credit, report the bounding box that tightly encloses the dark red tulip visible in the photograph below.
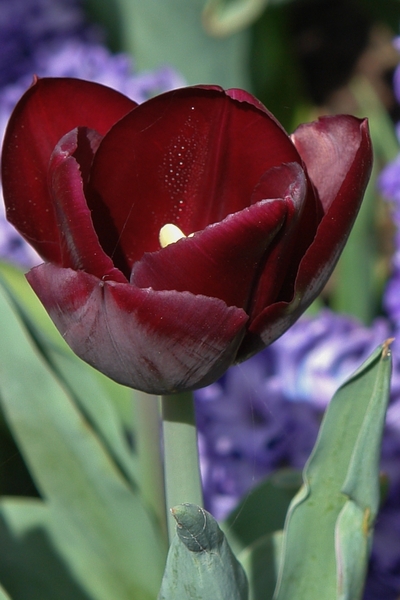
[1,77,372,394]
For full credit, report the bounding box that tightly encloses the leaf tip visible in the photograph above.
[382,337,394,359]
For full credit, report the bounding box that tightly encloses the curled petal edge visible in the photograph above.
[48,126,127,282]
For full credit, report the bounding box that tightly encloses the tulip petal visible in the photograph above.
[248,162,314,316]
[88,86,301,272]
[284,116,373,303]
[291,115,372,213]
[26,264,248,394]
[238,117,373,359]
[48,127,127,282]
[1,77,137,263]
[131,197,287,310]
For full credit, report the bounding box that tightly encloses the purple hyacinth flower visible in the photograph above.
[0,0,97,87]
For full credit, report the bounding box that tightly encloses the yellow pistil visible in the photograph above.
[159,223,187,248]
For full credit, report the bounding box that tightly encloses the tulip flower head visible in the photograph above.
[1,78,372,393]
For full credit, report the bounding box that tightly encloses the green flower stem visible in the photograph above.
[133,391,168,544]
[161,391,203,543]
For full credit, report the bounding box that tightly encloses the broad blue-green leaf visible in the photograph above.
[238,531,283,600]
[222,469,301,554]
[273,342,392,600]
[0,498,90,600]
[0,263,167,539]
[158,504,248,600]
[221,470,300,600]
[37,340,140,489]
[0,283,166,600]
[0,262,58,342]
[0,264,139,489]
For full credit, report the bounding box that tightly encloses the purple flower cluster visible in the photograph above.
[0,0,94,87]
[0,0,184,268]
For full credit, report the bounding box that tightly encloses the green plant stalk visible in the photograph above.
[161,392,203,543]
[133,391,168,544]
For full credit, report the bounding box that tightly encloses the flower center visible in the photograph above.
[159,223,187,248]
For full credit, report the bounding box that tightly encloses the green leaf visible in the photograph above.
[158,504,248,600]
[0,498,90,600]
[38,342,140,488]
[222,469,301,554]
[221,470,300,600]
[238,531,283,600]
[0,282,166,600]
[0,263,139,491]
[0,263,168,542]
[273,342,392,600]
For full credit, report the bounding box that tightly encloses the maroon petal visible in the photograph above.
[248,162,313,317]
[27,264,248,394]
[237,299,307,360]
[238,117,373,359]
[291,114,372,212]
[131,197,287,310]
[88,86,301,272]
[287,116,372,305]
[48,127,127,282]
[1,77,136,263]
